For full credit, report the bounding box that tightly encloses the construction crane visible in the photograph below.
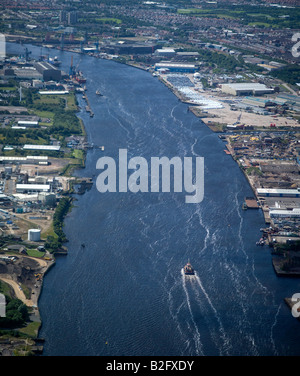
[69,55,81,78]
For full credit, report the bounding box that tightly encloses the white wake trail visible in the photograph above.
[181,269,204,356]
[194,272,232,355]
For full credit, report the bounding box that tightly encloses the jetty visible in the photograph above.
[82,93,94,117]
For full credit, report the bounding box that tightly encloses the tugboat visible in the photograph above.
[96,90,102,96]
[184,261,195,275]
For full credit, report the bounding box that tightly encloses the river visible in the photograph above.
[7,43,300,356]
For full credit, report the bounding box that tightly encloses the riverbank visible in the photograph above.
[0,42,93,355]
[153,68,300,292]
[0,253,55,355]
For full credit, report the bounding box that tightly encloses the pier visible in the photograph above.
[82,93,94,117]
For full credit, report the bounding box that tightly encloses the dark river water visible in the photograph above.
[7,43,300,356]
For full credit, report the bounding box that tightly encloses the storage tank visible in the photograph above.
[28,229,41,242]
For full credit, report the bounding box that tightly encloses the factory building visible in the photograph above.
[0,156,49,165]
[176,52,200,58]
[221,83,274,96]
[23,144,61,152]
[14,68,42,80]
[38,192,56,207]
[242,97,275,108]
[154,48,176,58]
[256,188,300,198]
[34,61,61,81]
[17,120,39,128]
[16,184,51,193]
[154,63,197,73]
[269,208,300,218]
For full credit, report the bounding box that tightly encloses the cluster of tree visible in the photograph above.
[0,295,29,329]
[270,65,300,86]
[52,111,82,137]
[182,47,240,73]
[53,197,71,243]
[45,197,72,252]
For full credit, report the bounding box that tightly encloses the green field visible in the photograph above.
[26,249,45,258]
[177,6,300,29]
[95,17,122,24]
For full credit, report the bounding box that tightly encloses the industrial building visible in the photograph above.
[16,184,51,193]
[176,52,200,58]
[34,61,61,81]
[269,208,300,218]
[38,90,69,95]
[103,42,157,55]
[154,48,176,58]
[23,144,61,152]
[256,188,300,198]
[38,192,56,206]
[242,97,275,108]
[17,120,39,128]
[154,62,197,73]
[0,156,49,165]
[221,83,274,96]
[276,93,300,113]
[13,67,42,80]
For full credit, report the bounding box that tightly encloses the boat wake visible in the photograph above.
[180,268,204,356]
[180,268,232,356]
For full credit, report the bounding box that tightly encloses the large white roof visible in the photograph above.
[23,144,60,151]
[16,184,50,190]
[257,188,300,194]
[222,83,273,91]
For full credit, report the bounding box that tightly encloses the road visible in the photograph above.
[0,275,34,307]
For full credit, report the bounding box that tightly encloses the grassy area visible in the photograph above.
[28,109,55,119]
[177,6,300,28]
[0,279,12,297]
[95,17,122,24]
[20,284,30,300]
[178,8,243,17]
[18,321,40,338]
[72,149,84,160]
[34,95,62,106]
[0,87,17,91]
[41,221,58,241]
[66,93,78,111]
[26,249,45,258]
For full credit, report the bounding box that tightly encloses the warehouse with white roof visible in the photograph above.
[256,188,300,198]
[23,144,61,151]
[221,83,274,96]
[16,184,51,193]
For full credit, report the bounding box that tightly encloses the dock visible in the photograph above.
[244,197,259,209]
[75,177,93,194]
[82,93,94,117]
